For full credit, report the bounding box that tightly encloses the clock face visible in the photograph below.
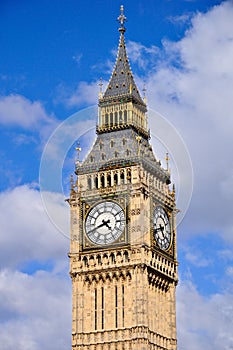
[85,201,125,245]
[153,206,171,250]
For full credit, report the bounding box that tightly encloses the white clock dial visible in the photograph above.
[85,201,125,245]
[153,206,171,250]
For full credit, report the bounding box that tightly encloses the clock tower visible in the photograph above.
[69,6,178,350]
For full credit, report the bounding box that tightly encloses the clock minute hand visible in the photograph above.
[154,225,165,238]
[88,221,107,234]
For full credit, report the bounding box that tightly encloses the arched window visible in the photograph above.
[105,113,108,125]
[110,113,113,125]
[120,171,124,184]
[110,253,115,264]
[114,112,118,125]
[124,251,129,262]
[83,256,88,267]
[119,111,123,124]
[107,174,111,187]
[110,140,114,148]
[88,177,92,190]
[127,170,131,183]
[101,174,105,188]
[95,176,98,188]
[114,173,118,185]
[124,110,127,124]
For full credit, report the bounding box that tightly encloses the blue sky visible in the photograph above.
[1,1,233,349]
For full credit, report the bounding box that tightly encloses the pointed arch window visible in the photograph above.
[120,171,124,184]
[119,111,123,124]
[110,112,113,126]
[124,110,127,124]
[114,112,118,125]
[101,174,105,188]
[107,174,111,187]
[88,177,92,190]
[105,113,108,126]
[95,176,98,188]
[114,173,118,185]
[127,170,131,183]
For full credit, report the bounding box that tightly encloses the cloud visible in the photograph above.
[72,53,83,65]
[126,40,159,70]
[133,1,233,242]
[0,94,54,129]
[177,279,233,350]
[0,268,71,350]
[0,184,69,268]
[58,81,100,108]
[0,184,71,349]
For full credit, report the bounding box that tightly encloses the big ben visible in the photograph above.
[68,6,178,350]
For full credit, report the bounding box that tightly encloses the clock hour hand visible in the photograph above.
[89,219,112,235]
[102,219,111,230]
[88,220,109,234]
[154,224,165,238]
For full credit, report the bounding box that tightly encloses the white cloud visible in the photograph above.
[72,53,83,65]
[126,40,159,70]
[62,81,100,107]
[0,184,69,268]
[0,94,55,129]
[0,94,59,146]
[0,185,71,349]
[177,279,233,350]
[0,268,71,350]
[133,1,233,242]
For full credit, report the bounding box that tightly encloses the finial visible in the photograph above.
[75,141,82,164]
[142,84,147,104]
[70,174,74,190]
[117,5,127,33]
[99,77,103,99]
[172,184,176,198]
[136,135,142,156]
[165,152,170,171]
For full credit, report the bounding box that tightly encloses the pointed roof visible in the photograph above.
[102,6,146,107]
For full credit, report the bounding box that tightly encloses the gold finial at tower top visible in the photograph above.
[99,77,103,99]
[165,152,170,172]
[75,142,82,164]
[118,5,127,33]
[142,84,147,104]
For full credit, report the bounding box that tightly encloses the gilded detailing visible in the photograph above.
[69,6,178,350]
[97,6,148,137]
[69,247,178,349]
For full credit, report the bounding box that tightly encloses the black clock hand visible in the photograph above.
[155,224,165,238]
[88,220,107,234]
[159,224,166,238]
[102,219,111,230]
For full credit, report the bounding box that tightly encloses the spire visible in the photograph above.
[118,5,127,33]
[102,6,145,107]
